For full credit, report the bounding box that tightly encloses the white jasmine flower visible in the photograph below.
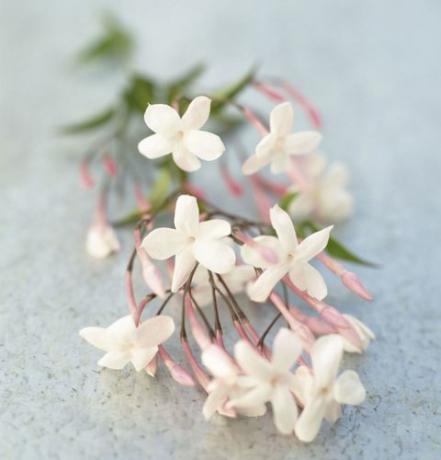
[242,102,322,175]
[228,328,302,435]
[138,96,225,172]
[293,335,366,442]
[201,345,266,419]
[289,154,353,224]
[79,315,175,371]
[341,314,375,353]
[191,264,256,306]
[86,223,120,258]
[142,194,236,292]
[241,204,332,302]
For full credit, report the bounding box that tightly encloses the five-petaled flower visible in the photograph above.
[138,96,225,172]
[242,102,322,175]
[228,328,302,435]
[293,334,366,442]
[79,315,175,371]
[142,194,236,292]
[241,204,332,302]
[86,223,120,258]
[289,153,354,224]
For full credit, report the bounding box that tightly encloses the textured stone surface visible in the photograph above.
[1,1,440,459]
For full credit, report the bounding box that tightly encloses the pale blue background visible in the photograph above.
[1,1,440,459]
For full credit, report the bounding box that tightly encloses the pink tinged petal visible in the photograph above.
[144,104,181,136]
[284,131,322,156]
[106,315,136,340]
[234,340,273,381]
[303,153,327,178]
[228,383,273,409]
[270,205,298,252]
[131,347,159,372]
[270,102,294,136]
[247,264,289,302]
[289,193,316,222]
[323,163,349,188]
[174,194,200,235]
[142,228,187,260]
[181,96,211,130]
[193,240,235,274]
[291,366,314,404]
[295,226,333,262]
[239,404,267,417]
[324,400,341,423]
[271,328,302,373]
[240,235,283,269]
[185,130,225,161]
[172,143,201,172]
[270,153,290,174]
[137,134,173,159]
[202,345,237,380]
[98,351,131,370]
[79,327,113,352]
[271,385,298,434]
[136,315,175,348]
[289,263,328,300]
[242,153,270,175]
[311,335,344,388]
[145,355,158,377]
[334,370,366,405]
[343,314,375,344]
[295,397,326,443]
[171,248,196,292]
[198,219,231,239]
[203,384,229,420]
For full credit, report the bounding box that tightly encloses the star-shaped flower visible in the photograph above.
[79,315,175,371]
[138,96,225,172]
[142,194,236,292]
[289,154,353,224]
[86,223,120,258]
[228,328,302,435]
[241,204,332,302]
[191,264,256,306]
[293,334,366,442]
[242,102,322,175]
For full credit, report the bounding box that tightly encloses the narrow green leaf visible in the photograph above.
[59,107,115,134]
[279,192,298,212]
[123,74,156,113]
[149,168,171,208]
[167,63,205,102]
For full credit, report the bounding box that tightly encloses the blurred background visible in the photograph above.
[1,1,440,459]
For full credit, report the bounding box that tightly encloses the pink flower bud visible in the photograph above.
[158,346,195,387]
[341,271,373,301]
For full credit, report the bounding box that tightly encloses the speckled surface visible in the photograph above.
[1,1,441,459]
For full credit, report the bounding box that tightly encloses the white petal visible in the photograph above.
[295,226,333,262]
[136,315,175,348]
[238,404,267,417]
[142,228,187,260]
[271,385,298,434]
[289,262,328,300]
[229,383,272,409]
[234,340,273,381]
[131,347,158,372]
[311,335,343,388]
[303,153,327,178]
[138,133,172,159]
[193,240,235,274]
[181,96,211,130]
[79,327,113,352]
[343,314,375,341]
[270,153,290,174]
[289,193,316,222]
[172,143,201,172]
[98,351,131,370]
[242,134,275,175]
[240,236,283,269]
[322,163,349,188]
[270,102,293,136]
[198,219,231,239]
[295,397,326,442]
[185,130,225,161]
[224,265,256,293]
[270,204,298,252]
[203,384,229,419]
[319,190,353,223]
[202,345,237,379]
[324,400,342,423]
[174,194,200,235]
[334,370,366,405]
[106,315,136,340]
[272,328,302,373]
[247,264,289,302]
[86,224,120,258]
[284,131,322,155]
[171,247,196,292]
[291,365,314,404]
[144,103,181,136]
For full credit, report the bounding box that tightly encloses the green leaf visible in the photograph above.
[167,63,205,103]
[149,167,172,208]
[59,107,115,134]
[279,192,298,212]
[211,67,257,113]
[123,74,156,113]
[76,13,134,65]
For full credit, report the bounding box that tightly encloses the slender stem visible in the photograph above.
[156,292,175,315]
[257,313,282,347]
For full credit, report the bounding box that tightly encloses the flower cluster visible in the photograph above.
[79,90,374,442]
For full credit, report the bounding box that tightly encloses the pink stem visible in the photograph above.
[125,271,138,323]
[158,346,195,387]
[253,174,288,197]
[253,80,285,103]
[186,298,212,350]
[80,159,95,189]
[183,182,206,200]
[220,164,244,197]
[102,154,117,177]
[181,339,210,391]
[134,183,151,213]
[249,176,272,223]
[242,106,269,135]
